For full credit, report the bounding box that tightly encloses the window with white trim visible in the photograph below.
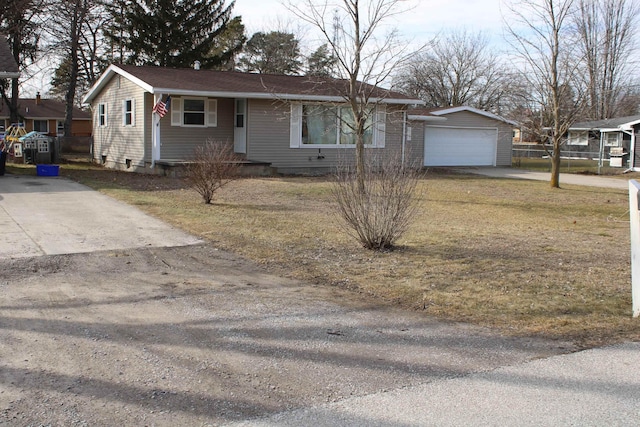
[33,120,48,133]
[297,104,378,147]
[567,131,588,146]
[170,97,217,127]
[98,103,107,127]
[123,99,135,126]
[604,132,620,147]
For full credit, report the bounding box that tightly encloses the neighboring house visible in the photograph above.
[0,94,92,136]
[82,64,426,174]
[0,38,20,79]
[567,115,640,168]
[408,106,517,167]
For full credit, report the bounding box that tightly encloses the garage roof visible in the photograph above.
[409,106,517,126]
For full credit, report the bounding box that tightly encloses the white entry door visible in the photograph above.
[424,126,497,166]
[234,99,247,154]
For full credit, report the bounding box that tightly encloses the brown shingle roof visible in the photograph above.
[0,38,20,76]
[0,98,91,120]
[111,65,420,103]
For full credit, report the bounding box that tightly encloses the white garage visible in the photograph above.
[424,126,497,167]
[408,106,516,168]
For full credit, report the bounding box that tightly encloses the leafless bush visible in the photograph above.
[332,149,422,250]
[185,139,242,204]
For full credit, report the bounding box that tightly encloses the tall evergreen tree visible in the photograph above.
[105,0,240,68]
[306,44,337,77]
[208,16,246,70]
[239,31,302,75]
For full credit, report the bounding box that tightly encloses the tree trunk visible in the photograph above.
[550,136,561,188]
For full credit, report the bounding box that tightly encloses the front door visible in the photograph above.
[234,99,247,154]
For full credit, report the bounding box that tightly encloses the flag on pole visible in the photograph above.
[152,95,171,118]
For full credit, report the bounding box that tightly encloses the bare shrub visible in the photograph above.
[185,139,242,204]
[332,149,422,250]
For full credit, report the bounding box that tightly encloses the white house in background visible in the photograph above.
[566,115,640,168]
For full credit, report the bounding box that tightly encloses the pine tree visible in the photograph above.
[105,0,242,68]
[306,44,336,77]
[238,31,302,75]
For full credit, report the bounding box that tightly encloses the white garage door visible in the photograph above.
[424,126,497,166]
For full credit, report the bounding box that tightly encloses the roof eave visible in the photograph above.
[430,106,518,126]
[407,115,448,122]
[151,87,422,104]
[83,64,154,104]
[0,72,20,79]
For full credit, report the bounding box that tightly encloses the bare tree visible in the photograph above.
[395,30,510,113]
[49,0,110,107]
[286,0,417,192]
[574,0,639,119]
[332,148,421,250]
[46,0,91,137]
[185,139,242,204]
[0,0,46,122]
[505,0,586,188]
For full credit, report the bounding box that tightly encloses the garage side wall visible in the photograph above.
[435,111,513,166]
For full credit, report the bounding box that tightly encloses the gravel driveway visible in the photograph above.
[0,243,572,426]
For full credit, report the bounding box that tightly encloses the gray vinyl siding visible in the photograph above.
[406,120,425,165]
[156,96,234,159]
[91,75,146,168]
[246,99,408,172]
[430,111,513,166]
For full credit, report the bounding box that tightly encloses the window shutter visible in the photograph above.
[290,103,302,148]
[104,104,108,126]
[171,98,182,126]
[207,99,218,127]
[130,99,136,127]
[376,106,386,148]
[122,100,127,126]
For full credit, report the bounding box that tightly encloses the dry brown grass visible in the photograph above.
[60,165,640,348]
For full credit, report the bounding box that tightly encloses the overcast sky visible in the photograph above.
[233,0,508,49]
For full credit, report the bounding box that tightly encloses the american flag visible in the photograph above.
[152,96,171,118]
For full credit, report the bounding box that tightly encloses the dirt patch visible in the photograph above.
[0,244,572,426]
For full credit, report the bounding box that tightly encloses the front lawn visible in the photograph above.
[52,163,640,347]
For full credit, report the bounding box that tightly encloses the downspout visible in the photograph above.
[401,110,407,166]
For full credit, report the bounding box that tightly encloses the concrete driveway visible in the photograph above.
[0,174,201,259]
[456,167,630,189]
